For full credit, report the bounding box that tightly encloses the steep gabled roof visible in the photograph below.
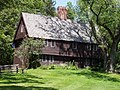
[22,12,94,43]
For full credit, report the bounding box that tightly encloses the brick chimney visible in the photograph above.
[57,6,67,20]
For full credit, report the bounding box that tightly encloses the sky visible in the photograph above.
[55,0,76,8]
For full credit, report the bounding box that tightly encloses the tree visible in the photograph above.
[15,38,44,70]
[0,30,13,65]
[66,2,76,20]
[0,0,56,65]
[77,0,120,72]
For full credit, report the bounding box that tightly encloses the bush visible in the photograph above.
[48,64,56,70]
[115,64,120,73]
[39,65,48,70]
[31,60,41,69]
[39,61,79,70]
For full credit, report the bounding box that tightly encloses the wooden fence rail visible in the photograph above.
[0,64,19,73]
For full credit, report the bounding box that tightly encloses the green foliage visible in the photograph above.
[30,60,41,69]
[15,38,44,69]
[66,2,77,20]
[39,65,49,70]
[40,61,78,70]
[76,0,120,71]
[0,32,13,65]
[0,0,56,65]
[48,64,56,70]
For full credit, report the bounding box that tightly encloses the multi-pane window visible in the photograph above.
[49,56,54,62]
[44,40,48,46]
[95,45,98,51]
[85,59,90,66]
[41,55,54,63]
[86,44,91,50]
[51,40,55,47]
[93,45,98,51]
[41,55,47,62]
[51,56,54,62]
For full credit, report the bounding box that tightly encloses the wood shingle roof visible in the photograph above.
[22,12,94,43]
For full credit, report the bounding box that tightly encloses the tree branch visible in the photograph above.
[89,0,114,40]
[101,24,114,39]
[102,20,115,25]
[89,0,98,17]
[89,20,101,44]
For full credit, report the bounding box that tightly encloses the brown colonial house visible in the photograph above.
[13,8,102,68]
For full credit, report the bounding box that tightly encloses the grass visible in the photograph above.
[0,67,120,90]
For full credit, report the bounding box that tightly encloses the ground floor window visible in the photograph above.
[40,55,47,62]
[49,56,54,62]
[85,59,90,66]
[41,55,54,63]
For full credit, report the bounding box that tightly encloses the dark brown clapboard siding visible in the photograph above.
[41,39,100,59]
[15,18,27,40]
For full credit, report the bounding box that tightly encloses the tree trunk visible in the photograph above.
[109,41,117,72]
[102,48,108,71]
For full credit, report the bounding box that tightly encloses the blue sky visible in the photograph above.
[55,0,76,8]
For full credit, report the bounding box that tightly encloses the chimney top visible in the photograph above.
[57,6,67,20]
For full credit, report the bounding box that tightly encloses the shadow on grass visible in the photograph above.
[53,69,120,82]
[0,86,57,90]
[0,73,44,84]
[72,70,120,82]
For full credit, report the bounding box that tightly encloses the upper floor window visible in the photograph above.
[72,42,77,49]
[93,45,98,51]
[21,24,24,33]
[51,40,55,47]
[94,45,98,51]
[86,44,91,50]
[44,40,48,46]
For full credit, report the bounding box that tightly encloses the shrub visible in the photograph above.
[39,65,48,70]
[48,64,56,70]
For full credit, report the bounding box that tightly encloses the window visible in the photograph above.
[85,59,90,66]
[21,24,24,33]
[93,45,98,51]
[41,55,54,63]
[96,46,98,51]
[41,55,43,61]
[41,55,47,62]
[89,45,91,50]
[72,42,77,49]
[49,56,54,62]
[86,44,91,50]
[44,40,48,46]
[51,56,54,62]
[51,40,55,47]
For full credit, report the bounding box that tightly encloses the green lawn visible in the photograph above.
[0,68,120,90]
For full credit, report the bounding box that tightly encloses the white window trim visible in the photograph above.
[21,24,24,33]
[48,56,54,62]
[86,45,91,50]
[45,55,47,62]
[44,40,48,47]
[51,56,54,62]
[51,40,55,47]
[49,56,51,62]
[41,55,43,62]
